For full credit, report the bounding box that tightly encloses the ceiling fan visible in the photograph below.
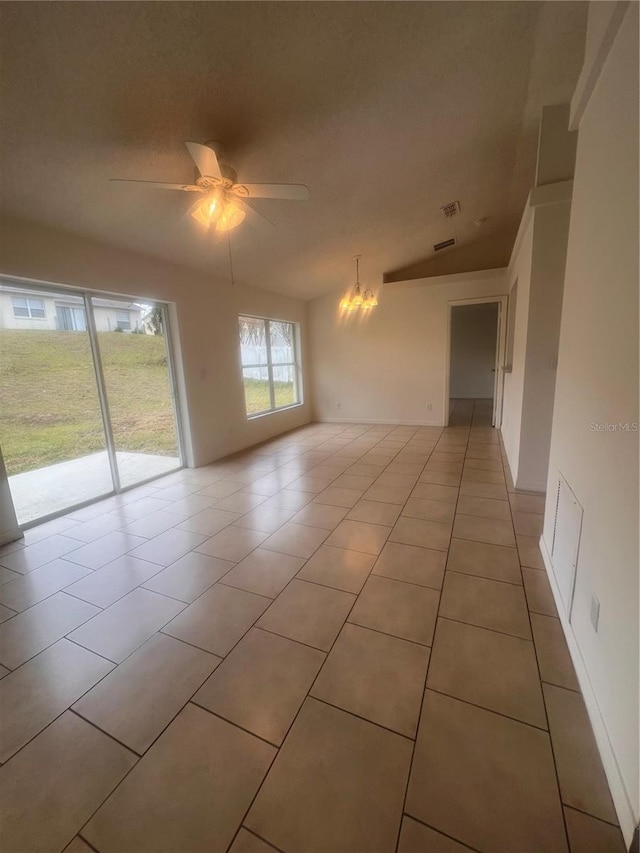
[111,141,310,233]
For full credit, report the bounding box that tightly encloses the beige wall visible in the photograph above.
[542,5,639,842]
[308,269,507,425]
[0,217,311,470]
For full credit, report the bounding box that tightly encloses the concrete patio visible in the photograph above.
[9,451,180,525]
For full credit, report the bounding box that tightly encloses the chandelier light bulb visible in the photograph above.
[338,255,378,312]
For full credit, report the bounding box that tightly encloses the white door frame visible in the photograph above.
[444,294,508,428]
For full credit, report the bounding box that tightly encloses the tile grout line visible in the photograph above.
[239,826,288,853]
[499,429,574,851]
[394,420,459,853]
[69,707,141,757]
[402,811,485,853]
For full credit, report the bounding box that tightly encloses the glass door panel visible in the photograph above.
[92,297,181,489]
[0,283,113,524]
[269,320,298,408]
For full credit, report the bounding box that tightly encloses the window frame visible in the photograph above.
[115,310,131,331]
[12,296,46,319]
[238,315,302,419]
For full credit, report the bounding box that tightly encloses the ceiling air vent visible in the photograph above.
[434,237,456,252]
[440,200,461,218]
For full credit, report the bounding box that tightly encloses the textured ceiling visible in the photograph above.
[0,2,586,299]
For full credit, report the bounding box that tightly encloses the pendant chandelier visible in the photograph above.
[339,255,378,311]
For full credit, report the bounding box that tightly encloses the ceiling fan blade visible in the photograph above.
[234,183,310,201]
[110,179,202,192]
[185,141,222,180]
[238,199,275,228]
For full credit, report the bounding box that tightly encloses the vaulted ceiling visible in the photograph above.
[0,2,586,299]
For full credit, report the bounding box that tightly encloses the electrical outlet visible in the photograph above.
[590,595,600,632]
[426,403,432,412]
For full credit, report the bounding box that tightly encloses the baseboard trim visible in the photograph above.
[515,478,548,494]
[316,417,444,427]
[539,535,637,847]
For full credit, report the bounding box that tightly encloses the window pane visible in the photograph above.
[273,364,297,408]
[93,298,181,489]
[269,320,294,364]
[243,367,271,415]
[12,297,28,317]
[239,316,267,366]
[28,299,46,319]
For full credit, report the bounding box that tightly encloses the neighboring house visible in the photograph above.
[0,284,145,332]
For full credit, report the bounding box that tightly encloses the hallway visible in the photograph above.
[0,403,625,852]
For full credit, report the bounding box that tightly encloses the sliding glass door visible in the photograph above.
[0,284,113,523]
[0,280,183,526]
[91,297,181,489]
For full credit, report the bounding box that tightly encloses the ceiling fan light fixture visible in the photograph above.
[112,140,310,237]
[191,187,224,227]
[216,198,246,232]
[191,188,245,232]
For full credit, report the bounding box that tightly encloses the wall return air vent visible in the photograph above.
[440,200,461,218]
[434,237,456,252]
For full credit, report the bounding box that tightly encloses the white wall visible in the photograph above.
[0,217,312,472]
[0,290,57,330]
[542,5,638,843]
[92,307,143,333]
[518,196,572,491]
[308,269,507,425]
[0,447,20,545]
[500,182,573,492]
[501,215,534,479]
[450,302,498,399]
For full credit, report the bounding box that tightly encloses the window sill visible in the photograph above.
[246,402,304,421]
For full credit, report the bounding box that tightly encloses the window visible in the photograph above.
[239,315,300,416]
[56,305,87,331]
[12,296,45,319]
[115,310,131,331]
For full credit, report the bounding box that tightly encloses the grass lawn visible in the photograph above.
[0,329,178,475]
[243,378,295,415]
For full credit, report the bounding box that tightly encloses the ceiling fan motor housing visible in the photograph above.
[195,141,238,187]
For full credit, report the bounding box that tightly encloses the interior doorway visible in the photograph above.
[446,296,507,428]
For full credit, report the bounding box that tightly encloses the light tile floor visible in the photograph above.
[0,400,627,852]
